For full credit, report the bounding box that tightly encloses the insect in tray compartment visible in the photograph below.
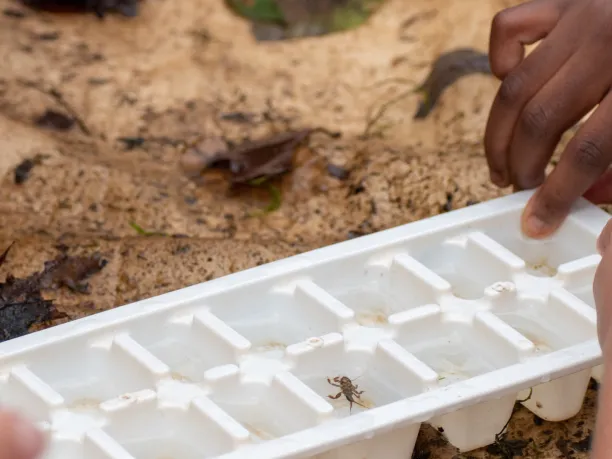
[327,375,368,413]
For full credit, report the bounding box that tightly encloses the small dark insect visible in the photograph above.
[327,376,367,412]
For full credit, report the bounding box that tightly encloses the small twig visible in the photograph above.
[517,388,533,404]
[496,388,533,439]
[248,182,282,217]
[362,77,416,91]
[311,127,341,139]
[128,221,167,237]
[362,88,416,138]
[19,80,92,136]
[0,241,15,268]
[47,88,91,136]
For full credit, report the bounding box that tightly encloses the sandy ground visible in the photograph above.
[0,0,600,457]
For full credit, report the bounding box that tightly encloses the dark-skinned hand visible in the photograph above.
[485,0,612,239]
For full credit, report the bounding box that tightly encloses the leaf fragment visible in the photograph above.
[226,0,386,41]
[128,221,167,237]
[201,129,316,184]
[249,182,282,216]
[0,247,107,342]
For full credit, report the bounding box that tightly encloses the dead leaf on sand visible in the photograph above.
[0,243,108,342]
[184,128,339,184]
[180,137,228,179]
[414,48,492,119]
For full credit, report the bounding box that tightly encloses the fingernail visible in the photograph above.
[490,171,506,187]
[523,214,551,239]
[12,414,44,458]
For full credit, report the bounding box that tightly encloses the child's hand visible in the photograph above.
[595,220,612,350]
[0,411,44,459]
[485,0,612,239]
[593,219,612,457]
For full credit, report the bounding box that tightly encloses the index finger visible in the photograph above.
[521,92,612,238]
[485,0,573,187]
[489,0,565,78]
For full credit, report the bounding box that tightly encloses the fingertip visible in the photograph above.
[489,0,561,78]
[597,232,606,255]
[520,191,563,239]
[521,211,557,239]
[0,412,45,459]
[489,170,508,188]
[597,219,612,256]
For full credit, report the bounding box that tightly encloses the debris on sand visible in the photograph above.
[35,109,75,131]
[128,221,167,237]
[185,128,339,184]
[225,0,386,41]
[21,80,92,135]
[19,0,140,18]
[180,137,228,179]
[13,154,48,185]
[0,243,107,342]
[247,177,282,216]
[414,48,491,119]
[327,163,349,180]
[181,128,338,215]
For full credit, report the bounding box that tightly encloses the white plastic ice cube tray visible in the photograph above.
[0,190,609,459]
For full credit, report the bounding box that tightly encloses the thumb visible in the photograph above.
[583,168,612,205]
[0,411,45,459]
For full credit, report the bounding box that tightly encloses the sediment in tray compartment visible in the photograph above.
[128,310,250,382]
[388,305,532,451]
[206,364,332,441]
[102,390,249,459]
[23,334,168,404]
[491,289,596,356]
[489,288,598,421]
[325,251,453,328]
[409,232,524,300]
[205,279,354,354]
[483,216,597,277]
[390,305,532,385]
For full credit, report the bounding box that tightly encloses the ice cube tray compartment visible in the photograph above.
[2,190,609,459]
